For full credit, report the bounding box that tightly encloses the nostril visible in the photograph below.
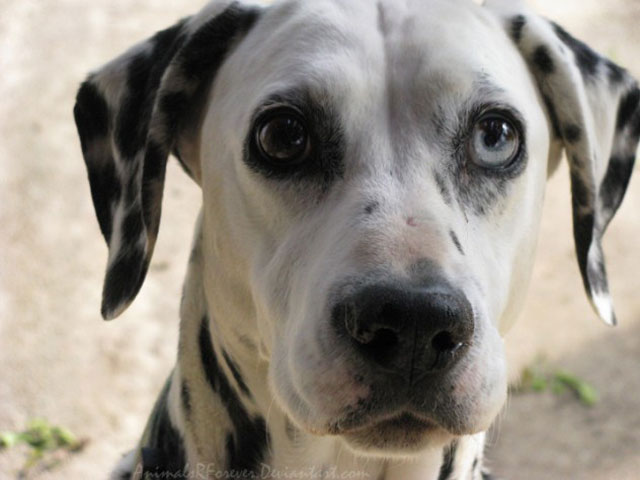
[431,331,461,353]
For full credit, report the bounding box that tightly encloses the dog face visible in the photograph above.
[74,0,639,458]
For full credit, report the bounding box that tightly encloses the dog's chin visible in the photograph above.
[336,413,455,458]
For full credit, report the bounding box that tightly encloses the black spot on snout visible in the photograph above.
[364,201,379,215]
[434,170,453,206]
[533,46,555,75]
[449,230,464,255]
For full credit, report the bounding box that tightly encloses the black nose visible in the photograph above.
[332,283,474,380]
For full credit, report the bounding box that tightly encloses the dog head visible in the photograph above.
[74,0,639,457]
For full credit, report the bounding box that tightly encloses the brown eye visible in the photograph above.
[469,114,521,168]
[256,111,310,164]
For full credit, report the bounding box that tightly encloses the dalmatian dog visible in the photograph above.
[73,0,639,478]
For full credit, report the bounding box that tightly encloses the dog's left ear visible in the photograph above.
[74,3,262,320]
[486,2,640,325]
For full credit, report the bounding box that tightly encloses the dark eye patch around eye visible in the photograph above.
[244,89,345,187]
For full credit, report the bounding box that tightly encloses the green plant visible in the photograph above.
[512,357,599,407]
[0,418,87,474]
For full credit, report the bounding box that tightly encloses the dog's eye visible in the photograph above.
[256,110,310,165]
[469,114,520,168]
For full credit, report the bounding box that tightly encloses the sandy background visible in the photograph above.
[1,1,639,478]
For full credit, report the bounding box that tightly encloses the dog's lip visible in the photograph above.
[328,410,438,436]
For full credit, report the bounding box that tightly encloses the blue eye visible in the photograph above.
[469,114,520,168]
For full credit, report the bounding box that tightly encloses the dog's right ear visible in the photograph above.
[74,2,262,320]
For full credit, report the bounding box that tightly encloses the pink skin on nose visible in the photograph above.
[407,217,418,227]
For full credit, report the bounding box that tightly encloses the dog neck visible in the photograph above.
[151,218,489,480]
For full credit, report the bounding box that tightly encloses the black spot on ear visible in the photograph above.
[116,21,187,159]
[102,246,148,318]
[438,441,457,480]
[600,155,635,215]
[552,22,600,78]
[85,162,121,243]
[449,230,464,256]
[159,91,192,134]
[121,210,145,247]
[510,15,526,43]
[616,87,640,132]
[74,81,110,142]
[605,60,626,86]
[178,5,261,81]
[563,123,582,143]
[533,45,555,75]
[541,93,562,138]
[141,140,170,232]
[571,212,595,294]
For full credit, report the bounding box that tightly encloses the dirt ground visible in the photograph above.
[1,1,639,479]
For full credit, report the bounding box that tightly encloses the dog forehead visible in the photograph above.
[220,0,533,112]
[207,0,542,169]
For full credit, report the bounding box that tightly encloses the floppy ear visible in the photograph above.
[74,2,261,320]
[486,2,640,325]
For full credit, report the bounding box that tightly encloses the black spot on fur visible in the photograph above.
[181,380,191,418]
[142,378,187,478]
[600,155,635,218]
[159,91,192,135]
[434,170,453,205]
[449,230,464,255]
[563,124,582,143]
[552,22,600,78]
[284,417,299,442]
[84,162,121,244]
[121,210,145,247]
[570,160,594,208]
[116,21,187,160]
[438,441,457,480]
[178,4,260,82]
[74,81,110,142]
[510,15,526,43]
[199,317,269,473]
[533,45,555,75]
[616,87,640,132]
[101,246,147,318]
[481,472,495,480]
[571,200,595,294]
[141,140,169,233]
[541,94,562,138]
[606,60,626,86]
[222,349,252,398]
[74,83,120,244]
[586,250,608,295]
[364,201,379,215]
